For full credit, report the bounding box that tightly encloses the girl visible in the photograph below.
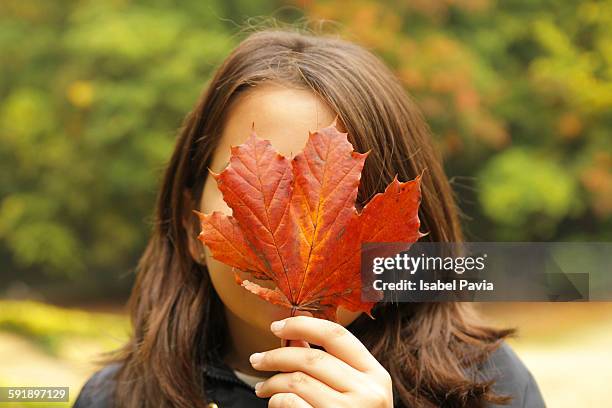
[74,28,544,408]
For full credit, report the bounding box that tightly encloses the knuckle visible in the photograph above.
[287,371,308,391]
[326,322,348,339]
[364,385,391,408]
[304,349,325,366]
[261,351,275,366]
[286,394,300,408]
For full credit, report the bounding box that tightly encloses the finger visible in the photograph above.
[270,316,381,372]
[268,393,313,408]
[256,371,343,407]
[281,311,312,348]
[250,347,361,391]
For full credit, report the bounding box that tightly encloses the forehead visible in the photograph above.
[211,82,337,170]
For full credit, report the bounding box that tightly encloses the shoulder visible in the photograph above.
[73,363,121,408]
[479,342,546,408]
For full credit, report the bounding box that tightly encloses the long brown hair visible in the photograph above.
[106,27,513,407]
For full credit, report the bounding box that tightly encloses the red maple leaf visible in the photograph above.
[194,120,424,321]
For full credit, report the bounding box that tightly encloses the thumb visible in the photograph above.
[281,310,313,348]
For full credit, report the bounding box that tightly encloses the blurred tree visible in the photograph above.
[0,0,287,298]
[298,0,611,240]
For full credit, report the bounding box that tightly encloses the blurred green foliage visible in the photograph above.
[0,0,610,297]
[0,0,287,295]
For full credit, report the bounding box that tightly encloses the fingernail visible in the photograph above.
[249,352,264,365]
[270,320,286,332]
[254,382,263,392]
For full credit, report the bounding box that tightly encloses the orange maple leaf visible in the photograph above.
[195,120,424,321]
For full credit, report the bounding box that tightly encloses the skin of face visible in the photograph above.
[190,82,362,375]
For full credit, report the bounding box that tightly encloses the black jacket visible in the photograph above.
[73,342,545,407]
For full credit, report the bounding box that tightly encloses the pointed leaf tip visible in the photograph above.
[192,209,205,220]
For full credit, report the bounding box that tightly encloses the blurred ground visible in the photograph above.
[0,301,128,407]
[478,302,612,407]
[0,301,611,407]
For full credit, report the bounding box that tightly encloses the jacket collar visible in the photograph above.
[201,351,255,391]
